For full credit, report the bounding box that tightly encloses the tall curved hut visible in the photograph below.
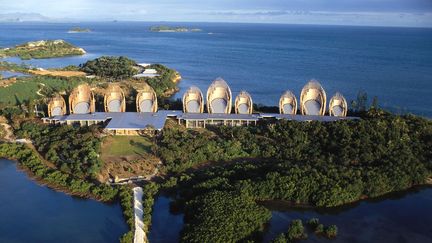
[136,84,158,112]
[104,84,126,112]
[48,95,67,117]
[300,80,327,116]
[329,92,348,117]
[279,90,297,115]
[235,91,253,114]
[183,86,204,113]
[68,84,95,114]
[206,78,232,114]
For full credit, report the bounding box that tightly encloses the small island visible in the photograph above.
[68,27,91,33]
[0,40,86,60]
[150,25,202,32]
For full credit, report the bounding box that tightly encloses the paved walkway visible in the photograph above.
[133,187,147,243]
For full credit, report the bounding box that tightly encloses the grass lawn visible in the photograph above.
[0,76,82,105]
[102,136,153,157]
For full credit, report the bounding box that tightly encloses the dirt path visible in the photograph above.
[29,69,86,77]
[36,83,46,96]
[0,123,14,141]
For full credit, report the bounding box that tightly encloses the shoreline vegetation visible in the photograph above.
[150,25,202,32]
[0,40,86,60]
[0,143,118,202]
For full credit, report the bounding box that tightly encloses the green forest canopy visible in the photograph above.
[157,111,432,242]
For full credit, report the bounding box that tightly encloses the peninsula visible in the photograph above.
[150,25,202,32]
[0,40,86,60]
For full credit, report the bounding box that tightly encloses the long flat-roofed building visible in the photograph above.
[300,80,327,116]
[206,78,232,114]
[183,86,204,113]
[177,113,259,128]
[48,95,67,117]
[43,110,182,135]
[104,83,126,112]
[329,92,348,117]
[279,90,297,115]
[68,83,95,114]
[235,91,253,114]
[136,84,158,113]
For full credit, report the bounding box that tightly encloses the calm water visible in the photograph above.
[0,70,30,78]
[0,22,431,116]
[148,196,183,243]
[149,188,432,243]
[0,159,128,243]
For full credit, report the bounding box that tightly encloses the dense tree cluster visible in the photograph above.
[119,187,135,243]
[158,111,432,176]
[157,128,249,173]
[80,56,139,80]
[0,143,117,201]
[17,122,103,178]
[272,219,307,243]
[272,218,337,242]
[182,190,271,243]
[157,111,432,242]
[146,64,178,97]
[306,218,337,238]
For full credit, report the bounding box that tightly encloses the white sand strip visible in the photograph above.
[133,187,146,243]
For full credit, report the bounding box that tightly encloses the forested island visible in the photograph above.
[0,53,431,243]
[68,27,91,33]
[150,25,202,32]
[0,40,86,60]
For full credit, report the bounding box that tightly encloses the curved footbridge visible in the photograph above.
[133,187,147,243]
[42,110,359,132]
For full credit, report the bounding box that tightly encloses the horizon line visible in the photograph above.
[1,19,431,29]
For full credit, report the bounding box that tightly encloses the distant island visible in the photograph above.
[68,27,91,33]
[150,25,202,32]
[0,40,86,60]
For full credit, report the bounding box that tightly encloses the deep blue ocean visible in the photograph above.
[1,22,431,116]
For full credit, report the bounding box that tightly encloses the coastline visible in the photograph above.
[258,183,432,211]
[13,162,104,201]
[161,71,182,97]
[0,142,118,203]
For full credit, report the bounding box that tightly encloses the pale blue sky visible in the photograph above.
[1,0,432,27]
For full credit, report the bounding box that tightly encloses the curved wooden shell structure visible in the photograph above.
[329,92,348,117]
[279,90,297,115]
[68,83,95,114]
[182,86,204,113]
[300,80,327,116]
[206,78,232,114]
[235,91,253,114]
[136,84,158,112]
[48,95,67,117]
[104,83,126,112]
